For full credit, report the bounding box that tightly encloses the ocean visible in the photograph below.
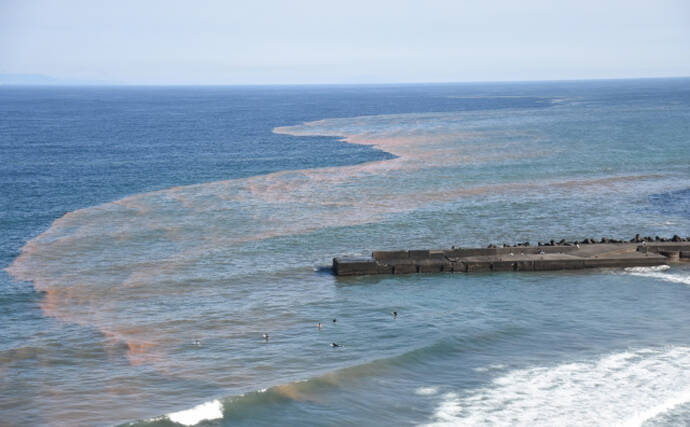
[1,79,689,426]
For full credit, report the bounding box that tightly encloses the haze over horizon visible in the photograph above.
[1,0,689,85]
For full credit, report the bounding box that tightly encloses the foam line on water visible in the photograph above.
[427,347,690,426]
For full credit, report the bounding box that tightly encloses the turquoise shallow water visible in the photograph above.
[1,80,690,426]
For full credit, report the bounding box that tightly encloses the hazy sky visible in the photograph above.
[1,0,689,84]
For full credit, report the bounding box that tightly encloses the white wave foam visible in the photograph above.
[433,392,462,422]
[415,386,439,396]
[166,399,223,426]
[620,386,690,427]
[625,265,670,273]
[427,347,690,426]
[473,363,507,372]
[624,266,690,286]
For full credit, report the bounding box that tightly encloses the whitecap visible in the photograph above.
[624,265,670,273]
[473,363,507,372]
[415,386,439,396]
[624,265,690,286]
[166,399,223,426]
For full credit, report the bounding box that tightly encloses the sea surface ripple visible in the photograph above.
[1,80,689,426]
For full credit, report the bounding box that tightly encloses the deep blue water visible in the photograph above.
[1,79,690,426]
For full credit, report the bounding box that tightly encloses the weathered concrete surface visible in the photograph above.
[333,239,690,276]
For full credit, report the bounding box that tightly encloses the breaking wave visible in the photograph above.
[624,266,690,286]
[427,347,690,426]
[165,400,223,426]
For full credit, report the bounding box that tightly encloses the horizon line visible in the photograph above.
[1,75,689,88]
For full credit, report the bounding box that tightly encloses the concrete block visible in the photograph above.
[376,264,394,274]
[452,262,467,272]
[419,263,444,273]
[466,261,491,272]
[444,249,463,258]
[660,251,680,262]
[540,246,577,254]
[533,259,584,271]
[516,260,534,271]
[408,250,430,259]
[333,257,379,276]
[644,244,690,253]
[372,251,408,262]
[490,261,517,271]
[423,259,453,272]
[392,264,417,275]
[583,258,664,269]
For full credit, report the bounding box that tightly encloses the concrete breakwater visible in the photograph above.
[332,235,690,276]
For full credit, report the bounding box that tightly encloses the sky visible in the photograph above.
[0,0,689,85]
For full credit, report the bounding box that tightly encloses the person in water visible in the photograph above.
[263,333,269,341]
[317,322,322,329]
[332,319,336,323]
[392,311,397,318]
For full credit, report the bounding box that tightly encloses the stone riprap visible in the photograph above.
[332,236,690,276]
